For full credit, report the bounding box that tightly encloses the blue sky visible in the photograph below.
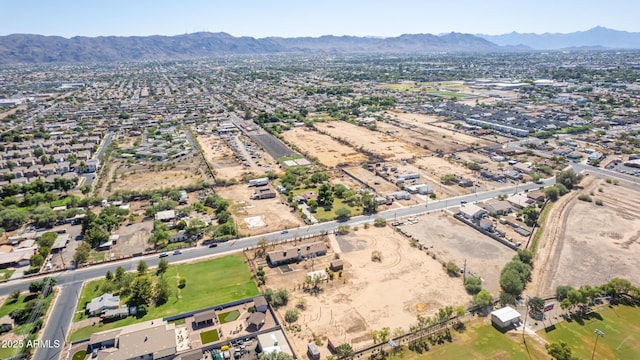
[1,0,638,38]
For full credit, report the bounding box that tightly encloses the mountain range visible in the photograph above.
[478,26,640,50]
[0,27,639,64]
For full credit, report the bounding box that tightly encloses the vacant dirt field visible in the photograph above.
[215,184,303,235]
[109,161,204,193]
[342,166,399,195]
[198,133,276,180]
[382,111,496,148]
[261,226,469,358]
[315,121,426,160]
[283,127,367,167]
[539,178,640,296]
[399,212,517,295]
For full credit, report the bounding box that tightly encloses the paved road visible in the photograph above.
[81,132,113,186]
[37,282,83,360]
[10,160,640,359]
[2,178,558,359]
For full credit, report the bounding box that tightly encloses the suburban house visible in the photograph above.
[170,230,188,243]
[266,242,328,267]
[87,319,178,360]
[86,294,120,316]
[256,329,294,358]
[459,203,487,220]
[0,249,34,269]
[483,200,512,215]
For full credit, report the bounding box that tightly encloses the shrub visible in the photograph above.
[371,250,382,262]
[595,199,603,206]
[578,194,592,202]
[464,276,482,294]
[446,262,461,277]
[285,308,299,323]
[374,217,386,227]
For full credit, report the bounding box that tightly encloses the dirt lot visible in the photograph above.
[342,166,399,195]
[283,127,367,167]
[398,212,517,295]
[99,158,205,196]
[198,133,277,180]
[215,184,303,235]
[314,121,426,160]
[381,111,497,149]
[255,226,469,358]
[534,177,640,297]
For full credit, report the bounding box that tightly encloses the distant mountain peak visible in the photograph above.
[0,31,505,64]
[478,27,640,50]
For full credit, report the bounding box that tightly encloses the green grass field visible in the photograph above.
[395,321,547,360]
[70,254,259,341]
[71,350,87,360]
[0,292,54,358]
[539,305,640,359]
[218,310,240,324]
[0,269,15,280]
[200,329,220,344]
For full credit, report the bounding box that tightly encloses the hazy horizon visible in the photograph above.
[1,0,638,39]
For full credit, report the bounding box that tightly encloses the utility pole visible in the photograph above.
[592,329,604,360]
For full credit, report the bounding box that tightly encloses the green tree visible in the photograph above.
[284,308,299,323]
[31,206,57,228]
[157,258,169,275]
[545,341,574,360]
[137,260,148,275]
[515,249,534,265]
[521,205,540,227]
[105,271,114,281]
[30,254,45,268]
[556,169,583,190]
[333,184,349,198]
[128,276,153,307]
[467,162,481,171]
[0,208,27,230]
[258,351,293,360]
[335,343,354,359]
[555,285,574,300]
[528,296,545,315]
[310,172,330,183]
[318,183,334,207]
[500,268,525,296]
[361,191,378,213]
[464,276,482,294]
[472,290,494,308]
[38,232,57,248]
[155,276,171,305]
[543,186,560,201]
[440,173,456,185]
[335,206,352,220]
[371,327,390,344]
[73,242,92,264]
[178,276,187,288]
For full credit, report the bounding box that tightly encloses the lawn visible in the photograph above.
[50,195,80,208]
[70,254,259,341]
[218,310,240,324]
[313,197,363,221]
[396,321,547,360]
[200,329,220,344]
[72,350,87,360]
[539,304,640,359]
[0,269,15,280]
[0,293,37,318]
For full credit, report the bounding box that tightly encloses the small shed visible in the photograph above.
[193,309,216,328]
[307,343,321,360]
[247,312,266,330]
[254,295,268,313]
[329,260,343,272]
[490,306,521,330]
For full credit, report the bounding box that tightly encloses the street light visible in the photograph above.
[592,329,604,360]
